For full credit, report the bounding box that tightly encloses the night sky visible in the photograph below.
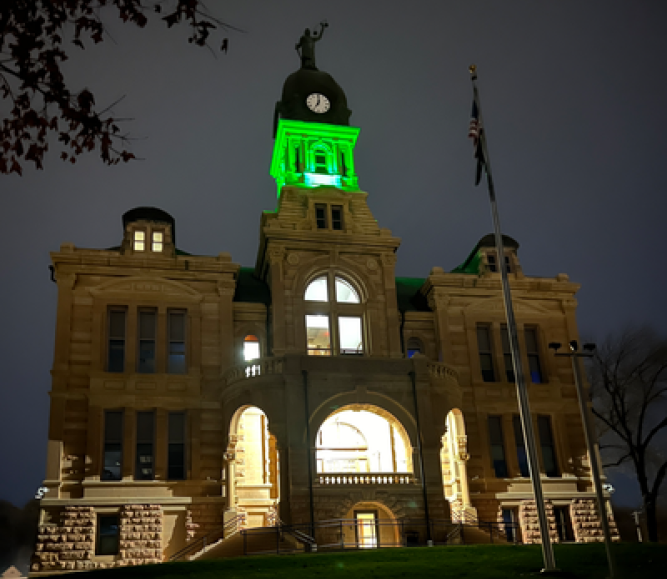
[1,1,666,510]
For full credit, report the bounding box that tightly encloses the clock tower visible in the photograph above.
[270,24,360,196]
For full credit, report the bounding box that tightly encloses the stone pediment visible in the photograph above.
[464,296,549,316]
[89,277,201,299]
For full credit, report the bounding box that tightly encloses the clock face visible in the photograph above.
[306,93,331,114]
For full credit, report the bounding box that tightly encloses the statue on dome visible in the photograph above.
[296,22,328,69]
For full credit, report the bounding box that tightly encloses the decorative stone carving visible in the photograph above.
[366,258,378,271]
[287,253,300,265]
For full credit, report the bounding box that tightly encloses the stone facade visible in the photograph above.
[32,47,619,574]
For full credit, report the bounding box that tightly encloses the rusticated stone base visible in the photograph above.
[570,499,620,543]
[31,504,163,573]
[519,500,559,544]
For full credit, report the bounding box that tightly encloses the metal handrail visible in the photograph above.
[169,513,246,562]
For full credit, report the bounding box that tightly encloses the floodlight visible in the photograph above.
[569,340,578,352]
[583,343,596,352]
[548,342,562,352]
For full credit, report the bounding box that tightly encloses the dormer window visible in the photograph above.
[152,231,163,252]
[133,230,146,251]
[314,152,328,174]
[487,252,512,273]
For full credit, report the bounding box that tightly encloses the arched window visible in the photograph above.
[407,337,424,358]
[304,274,364,356]
[243,335,260,361]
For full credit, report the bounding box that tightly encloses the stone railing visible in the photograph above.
[427,362,459,381]
[223,357,284,387]
[317,473,415,485]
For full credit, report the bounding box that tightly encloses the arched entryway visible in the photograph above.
[315,405,413,476]
[440,409,474,521]
[228,406,279,527]
[340,501,400,548]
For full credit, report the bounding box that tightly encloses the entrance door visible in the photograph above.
[355,511,378,548]
[501,508,520,543]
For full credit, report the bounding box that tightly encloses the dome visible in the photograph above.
[277,67,351,126]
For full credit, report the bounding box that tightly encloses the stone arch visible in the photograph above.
[312,400,415,475]
[309,391,417,449]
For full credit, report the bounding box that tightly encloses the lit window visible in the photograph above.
[133,230,145,251]
[168,310,186,374]
[168,412,186,480]
[96,515,120,555]
[152,231,163,252]
[135,411,154,480]
[525,328,543,383]
[107,309,126,373]
[138,309,156,373]
[476,325,496,382]
[102,411,123,481]
[304,274,364,356]
[243,335,260,361]
[488,416,508,478]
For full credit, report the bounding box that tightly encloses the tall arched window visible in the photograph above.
[304,274,364,356]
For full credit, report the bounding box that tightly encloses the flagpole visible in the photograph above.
[469,64,557,572]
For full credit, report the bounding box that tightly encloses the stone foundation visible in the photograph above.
[186,504,223,541]
[570,499,620,543]
[519,500,559,544]
[31,504,163,573]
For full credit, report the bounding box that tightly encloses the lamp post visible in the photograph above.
[549,340,616,578]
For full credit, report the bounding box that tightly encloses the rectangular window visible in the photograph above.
[168,412,186,480]
[315,204,328,229]
[500,325,515,383]
[167,310,186,374]
[137,309,156,373]
[102,411,123,481]
[314,152,327,174]
[107,309,126,373]
[306,314,331,356]
[331,205,343,230]
[339,316,363,355]
[96,514,120,555]
[152,231,163,252]
[525,328,543,383]
[538,416,559,477]
[476,325,496,382]
[512,415,530,477]
[504,255,512,273]
[133,230,145,251]
[487,254,497,272]
[135,411,155,480]
[488,416,508,478]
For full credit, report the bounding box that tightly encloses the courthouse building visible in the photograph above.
[32,33,617,573]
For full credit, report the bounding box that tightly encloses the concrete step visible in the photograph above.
[459,525,509,545]
[196,528,302,560]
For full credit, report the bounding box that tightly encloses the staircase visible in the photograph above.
[196,527,302,559]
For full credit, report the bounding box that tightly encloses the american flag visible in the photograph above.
[468,100,481,150]
[468,98,485,185]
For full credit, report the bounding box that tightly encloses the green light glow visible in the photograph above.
[270,119,360,198]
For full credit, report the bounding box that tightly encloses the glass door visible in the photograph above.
[355,511,378,548]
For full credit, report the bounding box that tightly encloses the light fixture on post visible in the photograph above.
[549,340,616,578]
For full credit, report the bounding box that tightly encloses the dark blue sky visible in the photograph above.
[1,1,666,509]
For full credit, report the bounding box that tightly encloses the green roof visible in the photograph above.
[234,267,271,305]
[395,277,430,312]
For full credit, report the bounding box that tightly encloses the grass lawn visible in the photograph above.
[64,543,667,579]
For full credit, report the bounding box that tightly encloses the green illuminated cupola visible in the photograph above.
[270,25,360,197]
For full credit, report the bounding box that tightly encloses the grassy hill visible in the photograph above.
[57,543,667,579]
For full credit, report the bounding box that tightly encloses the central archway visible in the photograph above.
[316,405,413,475]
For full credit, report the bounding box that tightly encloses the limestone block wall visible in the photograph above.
[570,499,620,543]
[32,504,163,574]
[32,506,95,573]
[518,500,559,544]
[118,505,163,565]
